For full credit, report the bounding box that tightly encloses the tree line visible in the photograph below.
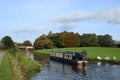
[34,31,117,49]
[0,36,32,50]
[0,31,119,50]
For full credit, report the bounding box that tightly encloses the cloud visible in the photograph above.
[59,22,79,31]
[13,27,45,34]
[103,8,120,24]
[52,8,120,24]
[53,12,92,23]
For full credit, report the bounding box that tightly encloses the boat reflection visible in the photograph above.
[50,60,87,77]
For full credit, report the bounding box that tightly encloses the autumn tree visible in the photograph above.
[34,35,53,49]
[48,31,81,48]
[63,32,80,47]
[47,31,114,47]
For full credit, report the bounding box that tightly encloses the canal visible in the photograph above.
[31,54,120,80]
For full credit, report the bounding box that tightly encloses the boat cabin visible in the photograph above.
[50,50,87,62]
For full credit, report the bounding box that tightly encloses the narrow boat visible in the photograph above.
[50,50,87,66]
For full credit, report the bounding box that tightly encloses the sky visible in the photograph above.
[0,0,120,43]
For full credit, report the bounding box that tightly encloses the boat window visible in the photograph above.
[64,53,72,59]
[55,53,63,58]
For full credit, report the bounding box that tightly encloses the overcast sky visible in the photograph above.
[0,0,120,43]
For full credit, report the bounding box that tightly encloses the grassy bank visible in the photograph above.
[35,47,120,61]
[7,48,41,80]
[0,48,41,80]
[0,53,12,80]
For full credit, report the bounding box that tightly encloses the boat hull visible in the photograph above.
[50,56,87,66]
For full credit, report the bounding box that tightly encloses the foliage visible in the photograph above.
[8,47,20,57]
[7,48,41,80]
[117,43,120,47]
[0,53,12,80]
[23,40,32,46]
[47,31,114,48]
[34,35,53,49]
[63,32,80,47]
[48,32,65,48]
[1,36,14,49]
[75,33,81,47]
[0,46,6,50]
[48,31,81,48]
[80,33,99,47]
[97,34,113,47]
[20,57,41,79]
[0,32,115,50]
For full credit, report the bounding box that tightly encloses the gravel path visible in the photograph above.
[0,52,4,65]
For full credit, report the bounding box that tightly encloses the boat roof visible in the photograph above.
[51,50,80,53]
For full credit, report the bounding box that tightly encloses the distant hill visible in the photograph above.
[114,41,120,44]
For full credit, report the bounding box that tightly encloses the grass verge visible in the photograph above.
[0,47,41,80]
[0,53,12,80]
[7,48,41,80]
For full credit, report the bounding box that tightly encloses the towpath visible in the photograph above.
[0,52,4,65]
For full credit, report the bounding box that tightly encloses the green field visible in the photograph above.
[35,47,120,61]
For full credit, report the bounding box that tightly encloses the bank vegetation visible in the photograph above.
[0,49,40,80]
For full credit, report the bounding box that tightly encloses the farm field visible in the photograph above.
[35,47,120,61]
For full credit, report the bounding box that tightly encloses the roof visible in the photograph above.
[17,46,34,49]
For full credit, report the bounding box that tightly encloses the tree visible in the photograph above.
[34,35,53,49]
[1,36,14,49]
[104,34,113,47]
[117,43,120,48]
[47,31,53,37]
[75,33,81,47]
[80,33,99,47]
[23,40,32,46]
[97,34,113,47]
[48,33,64,48]
[47,31,81,48]
[63,32,80,47]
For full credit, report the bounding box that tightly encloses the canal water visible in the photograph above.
[31,54,120,80]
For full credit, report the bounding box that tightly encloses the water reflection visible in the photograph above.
[97,61,110,66]
[97,61,102,66]
[50,60,87,77]
[30,54,34,60]
[32,59,87,80]
[31,54,120,80]
[75,65,87,77]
